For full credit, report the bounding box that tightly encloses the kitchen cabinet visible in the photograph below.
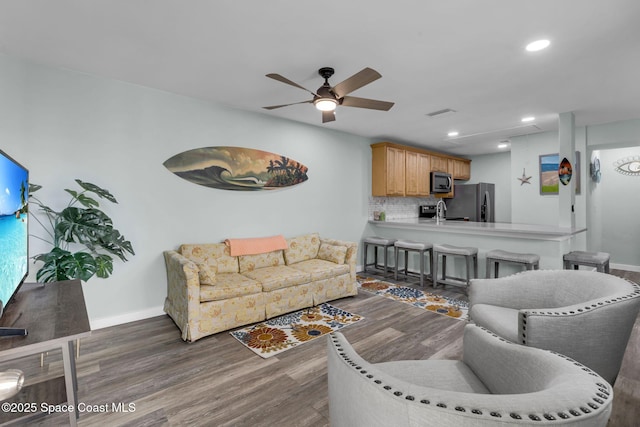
[371,142,470,198]
[430,154,449,173]
[372,144,406,196]
[406,151,430,196]
[451,158,471,180]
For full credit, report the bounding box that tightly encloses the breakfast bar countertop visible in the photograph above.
[369,218,587,241]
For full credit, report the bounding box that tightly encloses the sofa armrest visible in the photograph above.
[163,250,201,341]
[321,238,358,280]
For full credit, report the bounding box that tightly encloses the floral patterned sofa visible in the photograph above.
[163,233,358,342]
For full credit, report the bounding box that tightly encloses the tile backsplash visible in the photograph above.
[369,196,437,220]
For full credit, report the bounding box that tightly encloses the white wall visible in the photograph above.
[508,120,640,269]
[0,54,372,328]
[586,119,640,270]
[509,129,587,227]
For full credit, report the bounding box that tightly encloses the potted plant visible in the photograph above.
[29,179,135,283]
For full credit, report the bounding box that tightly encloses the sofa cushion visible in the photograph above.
[199,273,261,302]
[197,262,217,285]
[284,233,321,265]
[180,243,239,274]
[238,251,285,273]
[289,259,350,281]
[243,266,311,292]
[317,243,347,265]
[469,304,520,343]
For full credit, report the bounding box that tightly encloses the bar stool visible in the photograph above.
[485,249,540,278]
[394,240,433,287]
[563,251,610,273]
[362,237,397,276]
[433,244,478,290]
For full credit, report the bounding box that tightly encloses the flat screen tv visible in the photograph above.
[0,149,29,336]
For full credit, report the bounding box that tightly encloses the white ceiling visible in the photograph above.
[1,1,639,156]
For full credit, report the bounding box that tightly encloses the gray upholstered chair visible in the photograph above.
[468,270,640,384]
[327,325,613,426]
[0,369,24,401]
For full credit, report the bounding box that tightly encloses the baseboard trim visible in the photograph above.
[612,263,640,273]
[90,305,165,330]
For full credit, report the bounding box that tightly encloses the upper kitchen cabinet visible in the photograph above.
[406,151,430,197]
[372,143,406,196]
[450,158,471,180]
[371,142,470,197]
[430,155,449,173]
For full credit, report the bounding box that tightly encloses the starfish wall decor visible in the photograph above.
[518,168,532,185]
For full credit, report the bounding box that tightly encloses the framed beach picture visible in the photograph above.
[539,152,581,195]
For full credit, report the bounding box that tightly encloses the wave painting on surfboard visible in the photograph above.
[558,157,573,186]
[163,147,309,191]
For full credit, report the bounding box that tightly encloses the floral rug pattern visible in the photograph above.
[230,303,363,358]
[358,276,469,320]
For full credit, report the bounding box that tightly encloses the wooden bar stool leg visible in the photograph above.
[433,253,439,289]
[403,250,409,277]
[363,243,369,273]
[474,255,478,279]
[419,251,425,287]
[442,254,447,283]
[394,246,399,280]
[383,247,388,275]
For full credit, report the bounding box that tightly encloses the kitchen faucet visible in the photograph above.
[436,200,447,223]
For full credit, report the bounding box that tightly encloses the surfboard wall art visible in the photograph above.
[163,146,309,191]
[558,157,573,186]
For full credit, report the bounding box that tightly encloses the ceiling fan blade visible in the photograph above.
[263,100,313,110]
[322,110,336,123]
[266,73,318,97]
[340,96,394,111]
[331,67,382,98]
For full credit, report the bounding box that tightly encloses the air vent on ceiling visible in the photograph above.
[446,124,542,141]
[426,108,457,118]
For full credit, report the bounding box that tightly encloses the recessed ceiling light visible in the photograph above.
[525,39,550,52]
[521,116,536,123]
[447,131,459,137]
[498,142,509,149]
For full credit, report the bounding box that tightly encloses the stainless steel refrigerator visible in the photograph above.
[445,183,495,222]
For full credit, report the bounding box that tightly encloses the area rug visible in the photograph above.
[230,303,363,358]
[358,276,468,321]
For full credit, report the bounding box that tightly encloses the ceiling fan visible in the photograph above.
[263,67,394,123]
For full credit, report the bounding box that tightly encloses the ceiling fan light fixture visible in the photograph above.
[314,98,337,111]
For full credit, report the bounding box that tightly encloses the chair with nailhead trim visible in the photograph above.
[469,269,640,385]
[327,324,613,426]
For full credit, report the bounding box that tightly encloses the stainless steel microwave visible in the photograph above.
[431,171,452,193]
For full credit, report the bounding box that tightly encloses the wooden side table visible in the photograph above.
[0,280,91,426]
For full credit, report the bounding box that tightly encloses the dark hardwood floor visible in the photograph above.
[1,269,638,426]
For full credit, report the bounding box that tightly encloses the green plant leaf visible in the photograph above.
[95,254,114,278]
[59,252,98,282]
[29,183,42,193]
[34,247,74,283]
[75,179,118,203]
[55,207,113,245]
[33,248,98,282]
[65,189,100,208]
[97,229,135,261]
